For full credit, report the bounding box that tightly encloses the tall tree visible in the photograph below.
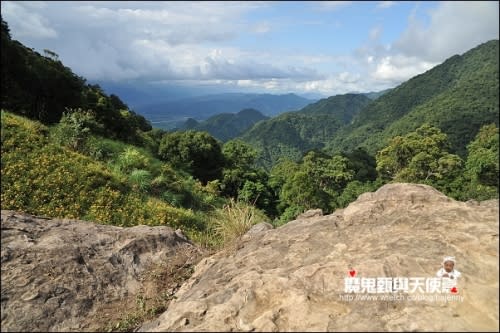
[158,130,225,184]
[465,124,499,188]
[376,124,463,183]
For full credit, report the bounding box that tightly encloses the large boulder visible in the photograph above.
[0,210,203,332]
[141,183,499,332]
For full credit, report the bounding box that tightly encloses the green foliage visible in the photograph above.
[181,108,268,142]
[448,123,500,200]
[268,159,301,214]
[376,124,463,183]
[275,151,355,222]
[51,108,102,152]
[83,136,126,161]
[115,147,150,174]
[342,147,378,182]
[223,139,258,169]
[220,139,257,197]
[238,179,275,215]
[239,93,372,169]
[328,40,499,158]
[275,205,305,226]
[219,139,277,216]
[158,130,225,184]
[129,169,152,192]
[1,111,206,234]
[465,124,499,187]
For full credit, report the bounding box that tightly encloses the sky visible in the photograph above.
[1,1,499,97]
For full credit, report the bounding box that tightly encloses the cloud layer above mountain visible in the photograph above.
[1,1,498,95]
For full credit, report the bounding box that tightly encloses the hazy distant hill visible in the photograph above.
[134,93,314,129]
[327,39,499,157]
[179,108,269,142]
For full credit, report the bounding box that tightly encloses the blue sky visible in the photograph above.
[1,1,498,96]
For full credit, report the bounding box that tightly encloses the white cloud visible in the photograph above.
[394,1,499,62]
[376,1,397,9]
[1,1,323,83]
[355,1,499,90]
[371,55,436,83]
[1,1,57,38]
[1,0,497,97]
[313,1,352,11]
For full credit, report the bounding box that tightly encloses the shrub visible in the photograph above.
[83,136,124,161]
[209,199,268,247]
[51,109,101,151]
[129,169,152,192]
[275,205,304,226]
[1,110,207,235]
[115,147,150,174]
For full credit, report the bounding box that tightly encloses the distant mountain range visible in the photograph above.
[170,89,390,145]
[233,39,498,168]
[131,93,315,129]
[96,38,499,171]
[179,108,269,142]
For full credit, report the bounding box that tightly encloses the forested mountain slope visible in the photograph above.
[240,94,372,168]
[180,108,268,142]
[326,39,499,157]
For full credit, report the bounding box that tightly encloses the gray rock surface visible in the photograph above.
[297,208,323,219]
[0,210,202,332]
[141,183,499,332]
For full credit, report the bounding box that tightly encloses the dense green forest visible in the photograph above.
[326,39,499,158]
[179,108,269,142]
[1,18,498,248]
[240,94,372,169]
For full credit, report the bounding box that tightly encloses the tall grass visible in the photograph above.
[209,199,268,247]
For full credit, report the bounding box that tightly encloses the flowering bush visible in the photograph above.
[1,111,204,232]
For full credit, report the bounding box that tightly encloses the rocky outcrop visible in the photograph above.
[0,211,203,332]
[141,183,499,332]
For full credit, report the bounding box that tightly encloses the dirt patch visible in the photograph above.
[92,244,209,332]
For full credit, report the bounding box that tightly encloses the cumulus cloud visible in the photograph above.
[1,1,322,84]
[371,55,436,83]
[394,1,499,62]
[355,1,498,89]
[0,1,498,96]
[1,1,57,38]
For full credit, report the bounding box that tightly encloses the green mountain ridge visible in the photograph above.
[179,108,269,142]
[327,39,499,157]
[237,39,499,169]
[239,93,373,169]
